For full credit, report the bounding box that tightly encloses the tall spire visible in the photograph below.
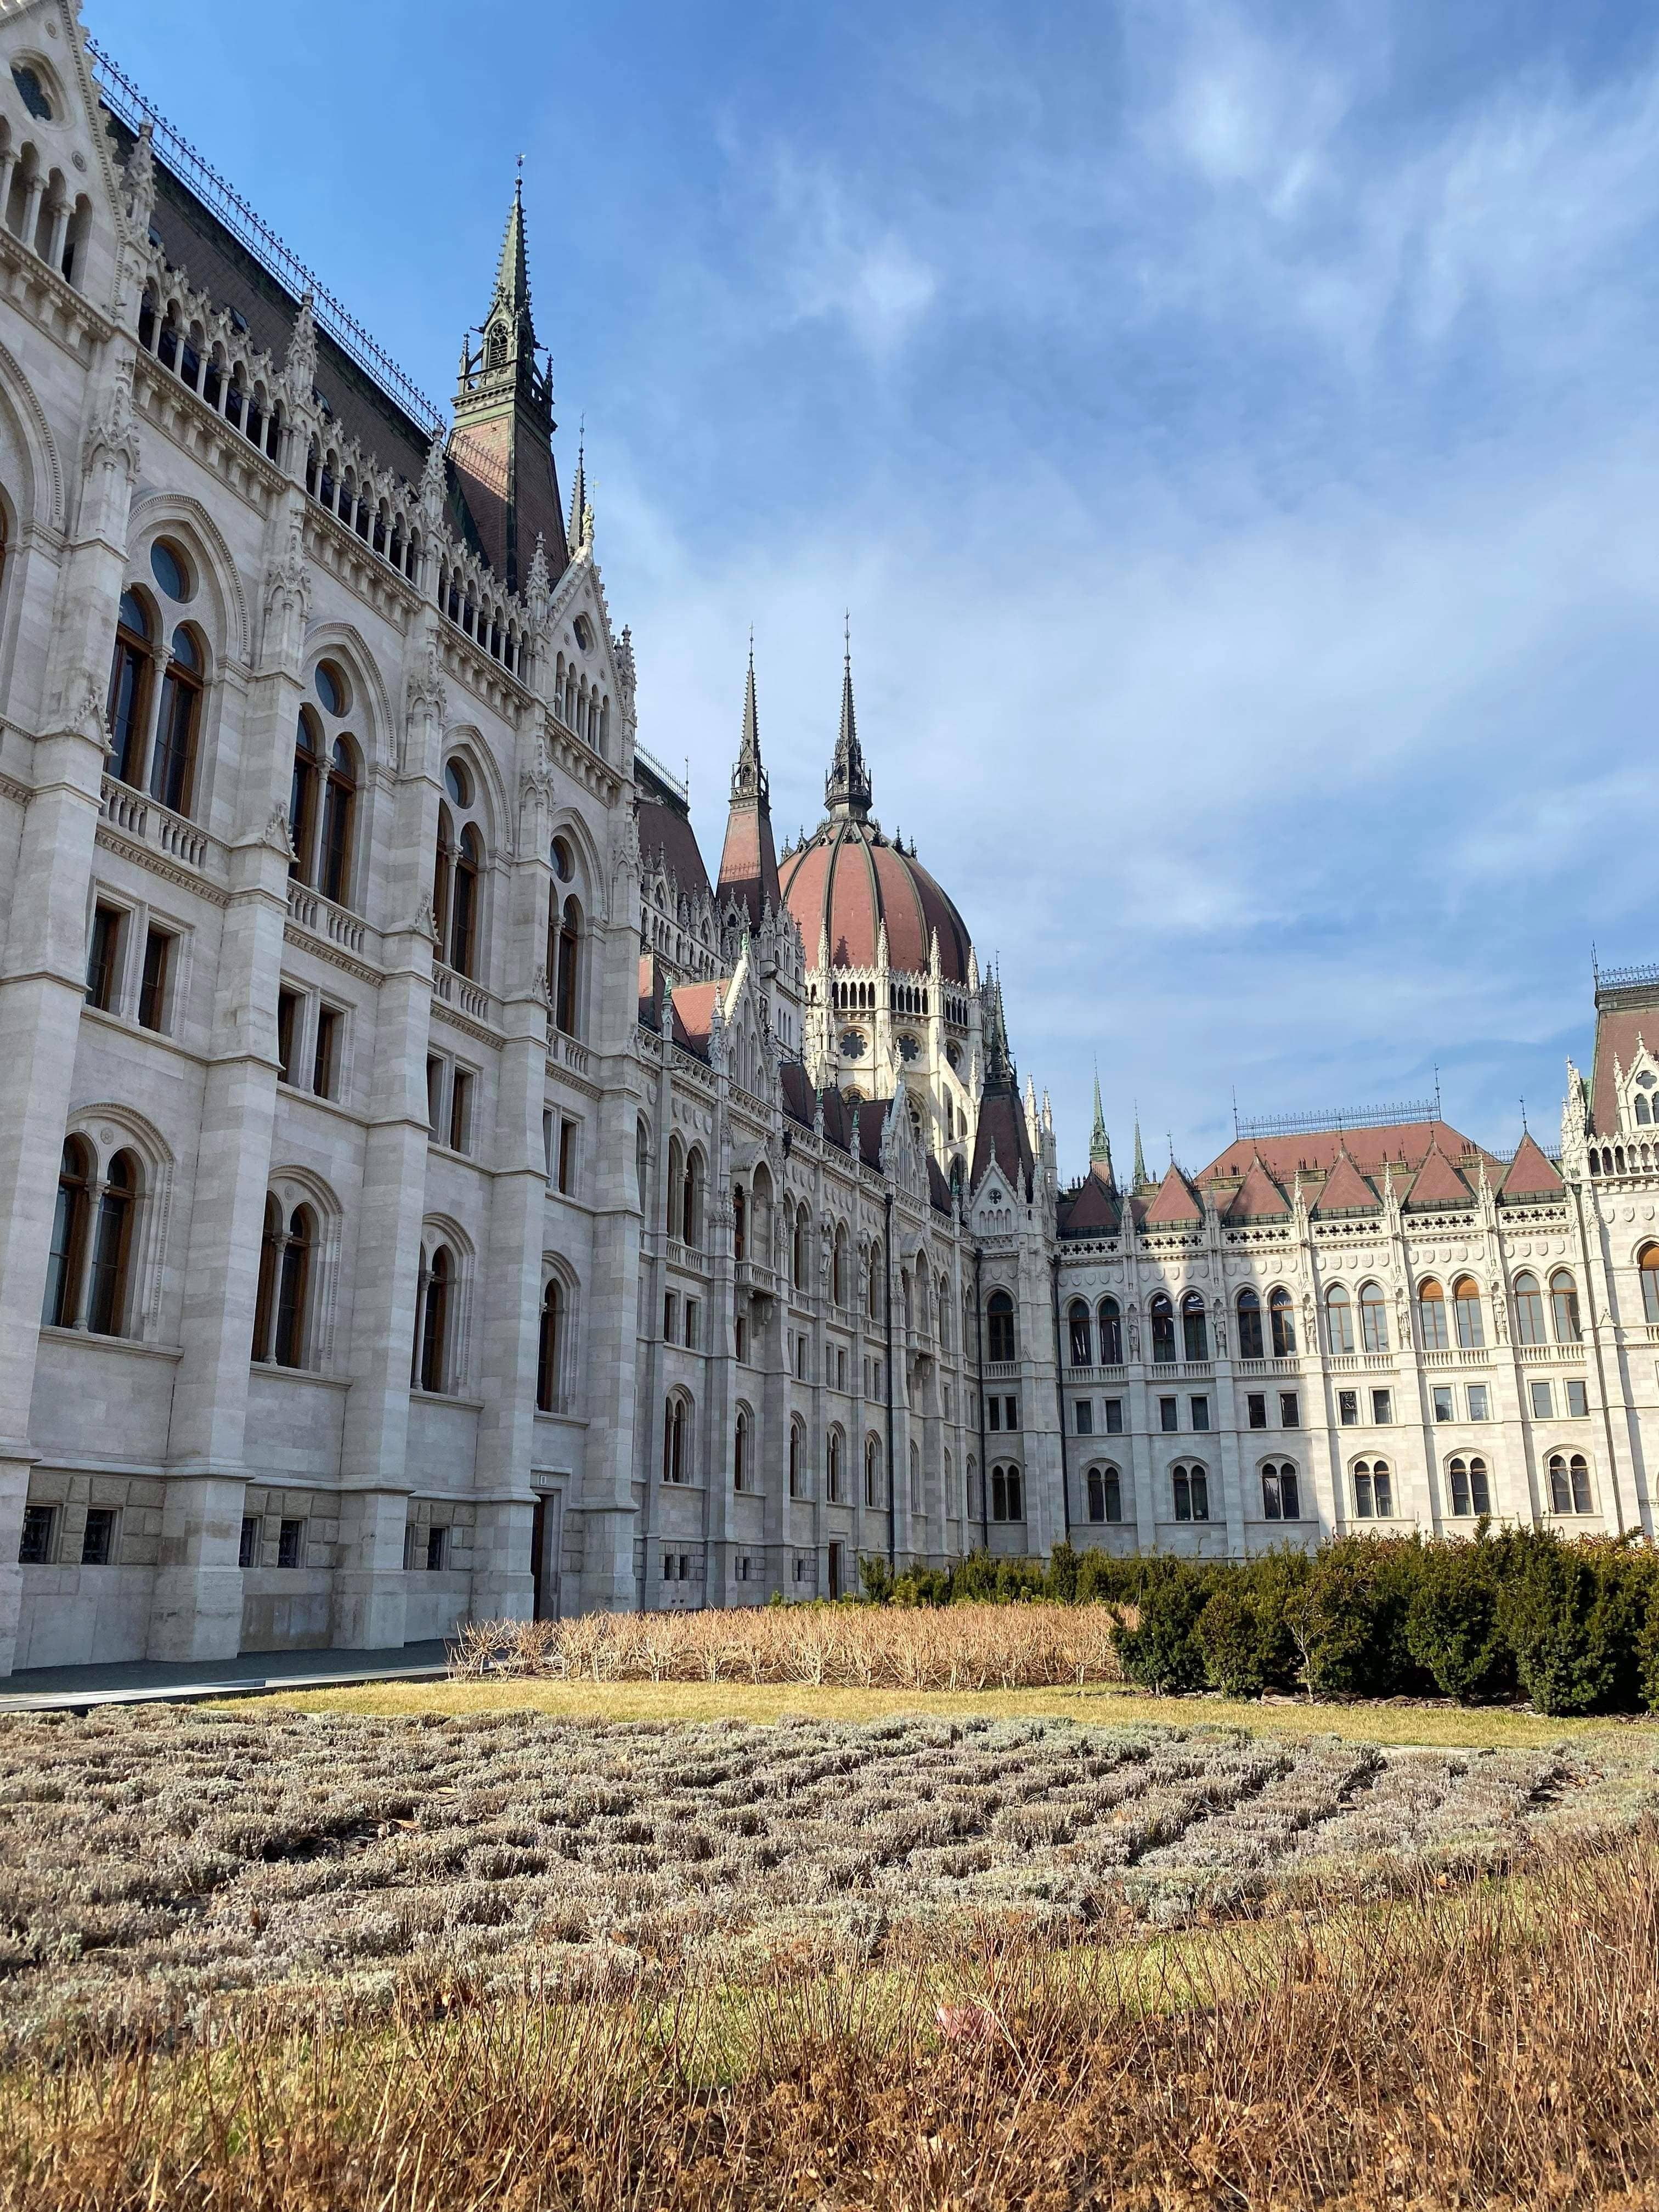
[1132,1113,1148,1191]
[494,174,532,330]
[566,419,590,552]
[716,636,781,930]
[825,613,873,822]
[1090,1069,1113,1181]
[985,972,1015,1087]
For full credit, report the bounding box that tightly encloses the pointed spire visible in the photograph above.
[984,973,1015,1088]
[716,635,781,930]
[730,631,765,804]
[825,613,873,822]
[1090,1070,1113,1182]
[566,419,590,552]
[494,174,533,330]
[1132,1113,1148,1192]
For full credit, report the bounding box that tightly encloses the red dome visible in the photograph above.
[780,820,973,984]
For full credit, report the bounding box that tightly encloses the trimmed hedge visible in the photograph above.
[860,1530,1659,1715]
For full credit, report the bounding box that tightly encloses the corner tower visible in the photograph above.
[450,179,566,593]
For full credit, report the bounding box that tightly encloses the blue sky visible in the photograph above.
[90,0,1659,1176]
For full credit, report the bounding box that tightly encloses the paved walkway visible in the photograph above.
[0,1640,452,1713]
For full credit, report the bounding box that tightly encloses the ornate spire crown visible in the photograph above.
[825,616,872,822]
[731,634,767,805]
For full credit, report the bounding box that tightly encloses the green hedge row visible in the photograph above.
[858,1531,1659,1716]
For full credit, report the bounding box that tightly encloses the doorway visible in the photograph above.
[531,1491,564,1620]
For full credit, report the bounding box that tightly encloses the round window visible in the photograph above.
[551,835,574,882]
[149,541,189,601]
[839,1029,867,1059]
[444,760,471,808]
[897,1034,921,1063]
[946,1039,962,1070]
[314,662,346,716]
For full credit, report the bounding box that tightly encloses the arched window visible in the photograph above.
[1641,1247,1659,1326]
[1447,1454,1489,1516]
[967,1455,981,1520]
[986,1289,1015,1362]
[793,1208,808,1289]
[682,1148,704,1248]
[635,1119,650,1211]
[450,826,481,977]
[1452,1276,1485,1350]
[42,1137,93,1328]
[1416,1278,1448,1352]
[1172,1464,1207,1521]
[320,740,356,905]
[84,1150,137,1338]
[1006,1465,1024,1520]
[827,1427,843,1503]
[1087,1466,1104,1521]
[833,1226,848,1306]
[537,1279,562,1412]
[1181,1291,1209,1361]
[416,1245,451,1393]
[1261,1462,1299,1520]
[663,1394,689,1484]
[867,1244,883,1323]
[938,1275,952,1352]
[788,1418,805,1499]
[1068,1299,1092,1367]
[1236,1288,1263,1361]
[1363,1458,1393,1516]
[991,1465,1007,1521]
[289,712,319,881]
[1087,1465,1122,1522]
[666,1136,684,1239]
[1353,1460,1374,1517]
[1324,1284,1355,1356]
[150,627,203,815]
[1550,1270,1582,1345]
[432,801,454,961]
[1097,1296,1122,1365]
[270,1204,313,1368]
[554,895,581,1035]
[1149,1294,1176,1364]
[865,1434,882,1508]
[1639,1095,1652,1126]
[106,591,153,788]
[733,1406,751,1491]
[909,1438,920,1511]
[252,1193,280,1360]
[1513,1271,1546,1344]
[1268,1288,1296,1357]
[1359,1281,1389,1354]
[733,1185,747,1262]
[1549,1453,1571,1513]
[1570,1454,1592,1513]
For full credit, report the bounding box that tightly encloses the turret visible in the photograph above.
[715,641,782,933]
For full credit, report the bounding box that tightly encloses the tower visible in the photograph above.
[715,643,781,931]
[449,178,566,594]
[825,623,873,822]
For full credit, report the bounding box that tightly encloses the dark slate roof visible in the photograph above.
[971,1088,1033,1197]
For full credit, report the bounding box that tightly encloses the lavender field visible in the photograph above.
[0,1703,1622,2046]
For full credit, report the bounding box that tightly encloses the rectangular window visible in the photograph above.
[543,1109,555,1181]
[1190,1395,1210,1432]
[276,989,300,1085]
[276,1518,305,1570]
[426,1054,444,1136]
[837,1347,847,1389]
[558,1118,577,1195]
[1075,1400,1093,1435]
[138,927,173,1032]
[426,1526,448,1572]
[662,1551,676,1581]
[1004,1393,1017,1429]
[18,1504,55,1565]
[1468,1383,1490,1422]
[448,1069,473,1154]
[1104,1397,1124,1435]
[1566,1378,1589,1418]
[735,1316,748,1362]
[1338,1389,1358,1426]
[1159,1396,1178,1434]
[664,1291,678,1342]
[989,1396,1002,1432]
[1247,1392,1267,1431]
[1531,1379,1554,1419]
[312,1005,340,1098]
[239,1515,260,1569]
[1372,1388,1393,1425]
[1433,1386,1454,1423]
[736,1555,751,1582]
[86,904,122,1011]
[686,1299,701,1349]
[403,1522,420,1571]
[1279,1391,1300,1428]
[80,1507,117,1566]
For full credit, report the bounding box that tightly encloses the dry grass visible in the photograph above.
[8,1831,1659,2206]
[450,1602,1127,1691]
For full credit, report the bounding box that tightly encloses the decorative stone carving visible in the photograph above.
[281,292,319,411]
[121,121,156,235]
[420,427,447,525]
[82,373,140,482]
[262,803,297,860]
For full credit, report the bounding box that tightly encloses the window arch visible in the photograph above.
[1171,1463,1209,1522]
[1260,1462,1300,1520]
[320,738,357,906]
[1452,1276,1485,1351]
[1181,1291,1209,1361]
[733,1183,747,1262]
[434,760,487,979]
[986,1288,1016,1362]
[1352,1459,1393,1519]
[793,1206,809,1289]
[833,1224,848,1307]
[865,1432,882,1508]
[788,1417,805,1499]
[1548,1452,1593,1515]
[663,1392,690,1485]
[1447,1455,1491,1517]
[1068,1299,1092,1367]
[41,1136,93,1329]
[1268,1287,1296,1357]
[967,1454,982,1521]
[1639,1094,1652,1126]
[635,1118,650,1211]
[666,1136,684,1239]
[681,1147,705,1248]
[150,624,204,816]
[536,1278,563,1412]
[1236,1286,1263,1361]
[1149,1293,1176,1364]
[1513,1271,1546,1345]
[1415,1278,1448,1352]
[1323,1284,1355,1356]
[938,1273,952,1352]
[1550,1269,1582,1344]
[413,1243,453,1394]
[1640,1246,1659,1327]
[289,711,320,881]
[83,1149,138,1338]
[827,1426,844,1503]
[733,1404,752,1492]
[1358,1280,1389,1354]
[107,590,153,789]
[552,894,582,1035]
[867,1243,883,1323]
[1086,1464,1122,1522]
[1095,1295,1121,1365]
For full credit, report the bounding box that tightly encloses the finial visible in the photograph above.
[844,608,851,668]
[1520,1096,1528,1133]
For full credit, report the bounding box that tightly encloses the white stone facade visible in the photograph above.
[1,4,1656,1675]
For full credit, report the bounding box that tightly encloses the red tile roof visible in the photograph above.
[1499,1131,1564,1200]
[716,806,781,934]
[1402,1144,1475,1209]
[1222,1158,1291,1222]
[1198,1120,1490,1185]
[668,981,721,1059]
[1059,1166,1121,1238]
[778,820,972,981]
[1144,1162,1203,1225]
[1309,1152,1381,1216]
[971,1090,1034,1195]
